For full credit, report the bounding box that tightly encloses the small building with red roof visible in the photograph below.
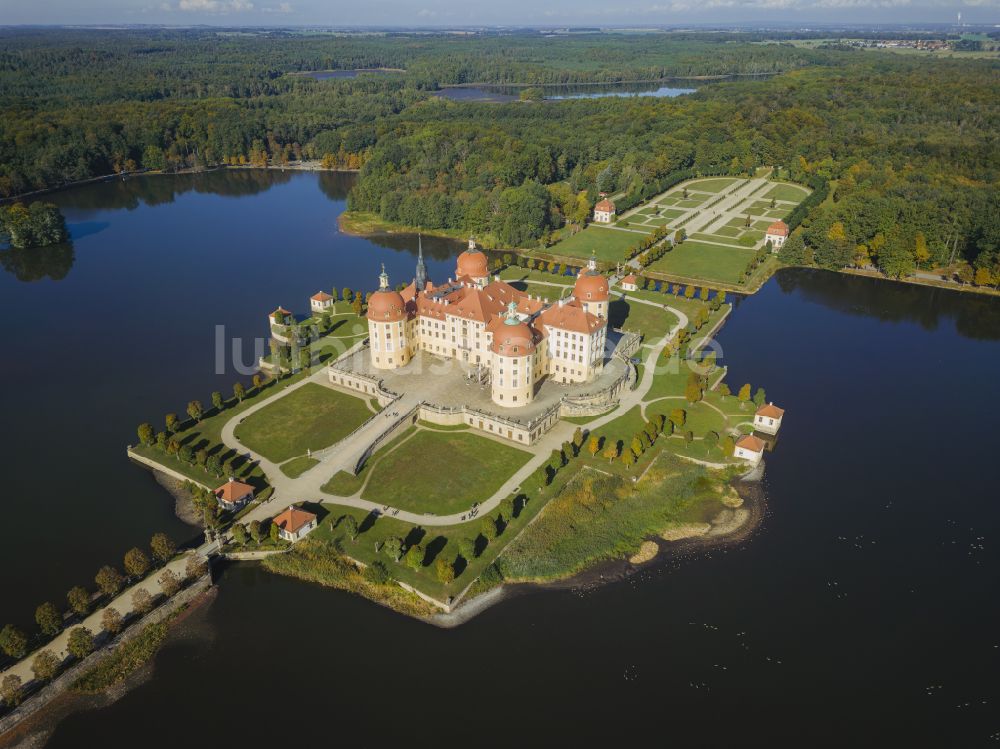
[214,478,255,511]
[593,198,616,224]
[753,402,785,435]
[734,434,766,465]
[621,274,639,292]
[273,506,318,542]
[765,220,789,250]
[310,291,334,314]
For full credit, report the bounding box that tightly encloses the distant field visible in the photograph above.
[646,241,755,285]
[546,225,645,261]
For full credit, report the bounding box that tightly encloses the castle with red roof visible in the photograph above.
[366,239,610,408]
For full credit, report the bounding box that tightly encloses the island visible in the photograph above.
[124,234,784,621]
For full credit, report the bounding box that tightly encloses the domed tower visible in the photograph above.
[573,253,609,319]
[490,302,537,408]
[456,238,489,287]
[367,265,411,370]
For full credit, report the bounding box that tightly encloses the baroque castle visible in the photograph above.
[366,240,611,408]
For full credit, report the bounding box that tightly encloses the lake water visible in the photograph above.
[437,81,696,103]
[2,171,998,746]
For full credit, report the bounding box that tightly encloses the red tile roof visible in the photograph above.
[622,274,638,284]
[538,301,604,335]
[736,434,766,453]
[766,220,789,237]
[755,403,785,419]
[273,506,317,535]
[311,291,332,302]
[215,479,254,503]
[595,198,616,212]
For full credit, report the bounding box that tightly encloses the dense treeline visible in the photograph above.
[350,56,999,274]
[1,28,997,276]
[0,29,821,196]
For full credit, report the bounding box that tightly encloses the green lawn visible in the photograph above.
[765,183,810,202]
[646,241,755,285]
[546,225,647,262]
[360,429,533,515]
[235,383,372,462]
[609,297,680,340]
[281,456,320,478]
[685,177,741,193]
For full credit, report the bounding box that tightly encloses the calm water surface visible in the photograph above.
[437,81,696,102]
[2,172,998,746]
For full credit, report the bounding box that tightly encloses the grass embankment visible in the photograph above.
[72,620,170,693]
[261,539,438,618]
[235,382,372,463]
[498,455,731,582]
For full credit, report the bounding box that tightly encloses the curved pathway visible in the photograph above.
[223,297,689,528]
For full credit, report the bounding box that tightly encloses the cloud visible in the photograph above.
[176,0,253,11]
[261,2,294,12]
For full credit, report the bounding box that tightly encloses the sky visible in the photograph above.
[1,0,998,27]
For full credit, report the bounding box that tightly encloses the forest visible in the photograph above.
[0,28,998,279]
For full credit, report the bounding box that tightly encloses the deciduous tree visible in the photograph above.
[95,565,125,597]
[66,627,94,659]
[124,548,151,579]
[35,602,62,637]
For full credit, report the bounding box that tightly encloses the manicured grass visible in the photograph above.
[685,177,740,193]
[361,429,533,515]
[304,452,564,601]
[646,241,755,285]
[609,296,680,340]
[764,183,810,202]
[546,225,647,262]
[235,383,372,462]
[281,456,320,478]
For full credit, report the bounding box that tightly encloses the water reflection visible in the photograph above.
[0,242,75,282]
[776,268,1000,341]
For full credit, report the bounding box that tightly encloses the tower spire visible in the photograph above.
[379,263,389,290]
[588,251,597,272]
[414,233,427,290]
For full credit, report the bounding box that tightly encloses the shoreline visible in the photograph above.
[0,163,358,205]
[426,472,766,628]
[0,584,217,748]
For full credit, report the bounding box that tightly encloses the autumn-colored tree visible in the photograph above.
[131,588,153,614]
[211,391,224,411]
[186,400,203,423]
[621,450,636,469]
[67,627,94,659]
[150,533,176,564]
[588,435,601,458]
[669,408,686,429]
[722,435,736,457]
[165,413,178,434]
[738,383,752,409]
[603,441,620,463]
[685,381,703,404]
[630,436,643,458]
[95,565,125,597]
[35,602,62,636]
[124,548,151,579]
[159,570,181,598]
[0,625,27,659]
[1,674,23,707]
[67,586,90,616]
[31,650,60,682]
[137,423,154,446]
[101,607,123,635]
